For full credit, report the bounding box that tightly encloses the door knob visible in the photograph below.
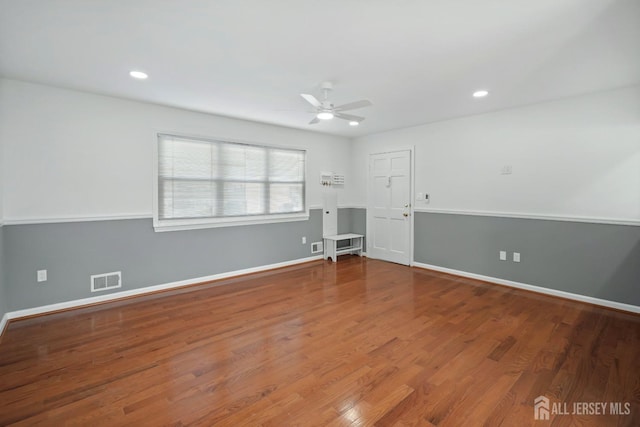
[403,213,409,217]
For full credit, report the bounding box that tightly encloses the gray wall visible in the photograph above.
[0,226,6,320]
[348,208,366,237]
[6,208,637,313]
[336,208,367,249]
[415,212,640,306]
[4,209,357,312]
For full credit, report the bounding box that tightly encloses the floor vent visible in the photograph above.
[91,271,122,292]
[311,241,323,254]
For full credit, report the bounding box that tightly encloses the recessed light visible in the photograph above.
[473,90,489,98]
[317,111,334,120]
[129,70,148,80]
[349,121,359,126]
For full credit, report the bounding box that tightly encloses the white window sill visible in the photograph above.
[153,212,310,232]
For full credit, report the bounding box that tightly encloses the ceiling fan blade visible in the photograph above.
[335,112,365,122]
[334,100,372,112]
[301,94,322,108]
[308,116,320,125]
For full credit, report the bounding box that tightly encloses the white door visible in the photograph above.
[367,150,412,265]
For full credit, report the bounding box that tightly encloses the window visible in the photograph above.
[155,134,307,231]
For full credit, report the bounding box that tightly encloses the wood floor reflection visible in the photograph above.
[1,256,638,426]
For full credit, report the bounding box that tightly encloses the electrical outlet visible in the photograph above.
[513,252,521,263]
[499,251,507,261]
[302,236,306,244]
[37,269,47,282]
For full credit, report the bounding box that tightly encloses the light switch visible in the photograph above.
[499,251,507,261]
[501,165,513,175]
[513,252,521,263]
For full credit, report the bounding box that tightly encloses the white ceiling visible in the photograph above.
[1,0,638,137]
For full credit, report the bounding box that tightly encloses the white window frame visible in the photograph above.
[153,133,309,232]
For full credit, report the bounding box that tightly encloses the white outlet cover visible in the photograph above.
[37,269,47,282]
[513,252,521,262]
[302,236,306,244]
[499,251,507,261]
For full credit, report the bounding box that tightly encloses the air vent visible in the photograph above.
[91,271,122,292]
[311,241,323,254]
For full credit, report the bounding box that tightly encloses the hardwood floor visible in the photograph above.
[1,257,639,426]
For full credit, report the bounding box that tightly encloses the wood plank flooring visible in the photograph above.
[1,257,639,426]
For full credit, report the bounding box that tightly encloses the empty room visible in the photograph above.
[0,1,639,425]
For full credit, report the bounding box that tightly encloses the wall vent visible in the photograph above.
[311,241,323,254]
[91,271,122,292]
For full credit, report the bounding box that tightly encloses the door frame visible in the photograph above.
[366,146,415,266]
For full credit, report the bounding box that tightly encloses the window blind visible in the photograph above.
[158,134,305,222]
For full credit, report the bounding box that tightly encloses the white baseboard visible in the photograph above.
[412,262,640,314]
[0,313,9,336]
[6,255,324,322]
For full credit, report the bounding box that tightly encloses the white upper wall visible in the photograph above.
[0,79,352,221]
[0,82,3,222]
[0,80,5,221]
[2,80,638,223]
[349,86,640,222]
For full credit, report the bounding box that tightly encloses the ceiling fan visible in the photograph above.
[301,82,372,126]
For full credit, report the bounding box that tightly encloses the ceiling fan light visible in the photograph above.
[317,111,334,120]
[349,121,359,126]
[129,70,148,80]
[473,90,489,98]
